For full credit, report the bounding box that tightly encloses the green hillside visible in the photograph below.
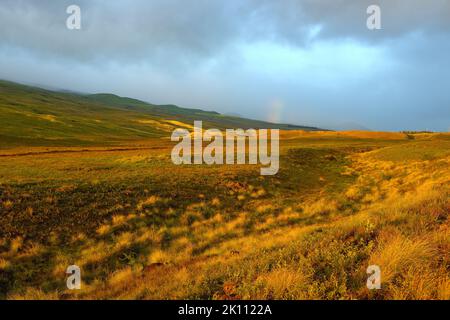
[0,80,321,147]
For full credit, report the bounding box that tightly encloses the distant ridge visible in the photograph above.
[0,80,323,147]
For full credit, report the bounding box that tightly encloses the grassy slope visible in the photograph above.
[0,132,448,299]
[0,80,321,147]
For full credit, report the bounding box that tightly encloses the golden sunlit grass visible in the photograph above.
[0,133,448,300]
[280,130,409,140]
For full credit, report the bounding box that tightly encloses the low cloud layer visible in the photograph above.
[0,0,449,131]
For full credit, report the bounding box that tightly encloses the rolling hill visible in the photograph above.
[0,80,321,147]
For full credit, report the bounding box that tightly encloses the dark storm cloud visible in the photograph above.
[262,0,450,42]
[0,0,449,131]
[0,0,255,64]
[1,0,449,63]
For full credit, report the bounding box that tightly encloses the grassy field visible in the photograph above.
[0,130,448,300]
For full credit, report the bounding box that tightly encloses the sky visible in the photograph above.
[0,0,449,131]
